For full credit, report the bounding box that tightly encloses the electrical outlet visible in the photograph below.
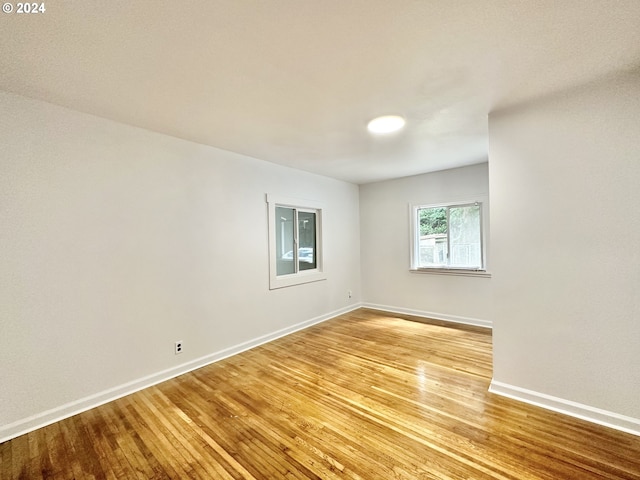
[175,341,183,355]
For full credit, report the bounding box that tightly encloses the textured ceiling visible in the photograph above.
[2,1,639,184]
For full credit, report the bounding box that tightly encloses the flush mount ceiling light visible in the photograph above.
[367,115,406,134]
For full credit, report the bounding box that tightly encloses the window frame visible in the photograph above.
[267,194,326,289]
[409,198,490,277]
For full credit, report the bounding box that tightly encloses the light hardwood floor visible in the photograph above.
[1,309,639,479]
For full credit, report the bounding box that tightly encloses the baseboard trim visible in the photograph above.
[0,304,360,444]
[362,303,492,329]
[489,380,640,437]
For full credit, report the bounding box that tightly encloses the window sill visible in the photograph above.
[409,268,491,278]
[269,271,327,290]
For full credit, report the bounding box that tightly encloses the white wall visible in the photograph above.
[489,71,640,429]
[0,91,361,441]
[359,163,492,326]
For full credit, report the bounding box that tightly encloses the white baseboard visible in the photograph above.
[362,303,492,329]
[0,304,360,444]
[489,380,640,437]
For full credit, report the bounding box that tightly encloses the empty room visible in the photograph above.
[1,1,639,478]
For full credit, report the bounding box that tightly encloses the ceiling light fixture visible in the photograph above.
[367,115,406,134]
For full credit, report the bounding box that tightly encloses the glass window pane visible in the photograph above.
[418,207,448,267]
[449,204,481,268]
[298,211,316,271]
[276,206,295,276]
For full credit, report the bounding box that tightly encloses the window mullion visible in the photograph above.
[293,208,299,273]
[415,207,420,269]
[446,207,451,267]
[479,205,484,270]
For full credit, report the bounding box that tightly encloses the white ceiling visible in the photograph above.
[2,1,639,184]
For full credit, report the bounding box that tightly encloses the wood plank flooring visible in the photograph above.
[2,308,640,479]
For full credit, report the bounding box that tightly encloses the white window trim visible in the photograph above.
[267,194,326,289]
[409,196,491,277]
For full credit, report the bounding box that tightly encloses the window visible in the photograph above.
[410,200,488,274]
[267,195,325,289]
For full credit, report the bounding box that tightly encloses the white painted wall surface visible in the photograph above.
[359,163,492,326]
[489,71,640,420]
[0,92,361,440]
